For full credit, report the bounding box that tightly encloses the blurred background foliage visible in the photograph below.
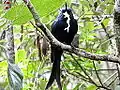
[0,0,118,90]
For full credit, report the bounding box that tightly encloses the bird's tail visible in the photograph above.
[45,48,63,90]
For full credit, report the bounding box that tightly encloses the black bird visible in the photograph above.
[45,3,78,90]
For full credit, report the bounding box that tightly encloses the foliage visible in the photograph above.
[8,63,23,90]
[0,0,117,90]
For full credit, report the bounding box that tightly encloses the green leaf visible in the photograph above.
[85,22,95,31]
[4,0,65,25]
[0,5,4,16]
[0,61,7,75]
[15,49,26,62]
[31,0,65,17]
[106,4,114,14]
[85,62,93,68]
[4,5,32,25]
[63,62,71,70]
[80,1,90,9]
[39,79,46,90]
[86,85,97,90]
[73,83,82,90]
[8,63,23,90]
[0,19,7,29]
[103,18,110,27]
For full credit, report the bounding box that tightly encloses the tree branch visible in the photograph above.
[6,25,15,64]
[23,0,120,64]
[93,61,103,86]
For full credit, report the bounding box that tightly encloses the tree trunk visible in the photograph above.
[114,0,120,57]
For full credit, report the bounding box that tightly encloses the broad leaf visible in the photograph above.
[4,5,32,25]
[15,49,26,62]
[8,63,23,90]
[86,85,97,90]
[31,0,65,17]
[4,0,65,25]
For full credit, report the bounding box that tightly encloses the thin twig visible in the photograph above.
[116,64,120,85]
[107,76,118,87]
[103,71,118,84]
[96,16,112,45]
[93,61,104,86]
[29,21,49,42]
[70,53,111,90]
[69,53,98,86]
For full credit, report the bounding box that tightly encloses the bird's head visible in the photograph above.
[60,3,74,19]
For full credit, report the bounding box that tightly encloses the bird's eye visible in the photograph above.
[67,9,71,13]
[62,10,65,13]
